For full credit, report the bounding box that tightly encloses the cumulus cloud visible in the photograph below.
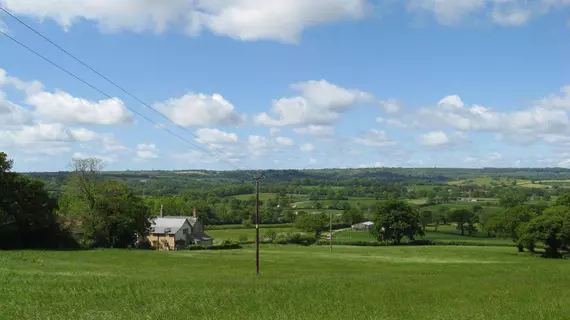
[293,125,334,137]
[0,0,370,43]
[376,117,407,128]
[275,137,295,147]
[255,80,375,126]
[136,143,159,159]
[419,131,451,146]
[26,90,134,125]
[154,93,245,127]
[195,128,239,144]
[413,88,570,145]
[300,143,315,153]
[407,0,570,26]
[353,129,396,147]
[269,128,281,137]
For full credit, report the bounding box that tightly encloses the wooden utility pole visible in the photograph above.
[255,174,261,276]
[329,211,333,253]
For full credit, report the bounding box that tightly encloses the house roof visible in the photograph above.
[165,216,199,226]
[150,217,188,235]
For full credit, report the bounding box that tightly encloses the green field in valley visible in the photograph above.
[208,227,295,242]
[1,246,569,320]
[333,229,516,246]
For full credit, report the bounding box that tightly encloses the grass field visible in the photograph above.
[208,227,295,242]
[232,193,308,202]
[333,229,516,246]
[1,246,569,320]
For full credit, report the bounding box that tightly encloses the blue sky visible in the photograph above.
[0,0,569,172]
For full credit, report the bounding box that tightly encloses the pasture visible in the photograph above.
[208,227,295,242]
[1,246,568,320]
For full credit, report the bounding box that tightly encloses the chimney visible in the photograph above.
[193,207,197,218]
[160,204,164,217]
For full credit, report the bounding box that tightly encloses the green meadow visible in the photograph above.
[1,246,568,320]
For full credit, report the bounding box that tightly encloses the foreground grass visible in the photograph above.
[1,246,569,320]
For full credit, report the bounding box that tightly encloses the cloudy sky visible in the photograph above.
[1,0,569,172]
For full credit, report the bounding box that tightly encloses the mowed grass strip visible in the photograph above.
[0,246,569,320]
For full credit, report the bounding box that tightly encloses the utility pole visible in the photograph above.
[329,211,333,253]
[254,174,263,276]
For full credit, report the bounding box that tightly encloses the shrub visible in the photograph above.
[186,243,243,250]
[238,235,249,243]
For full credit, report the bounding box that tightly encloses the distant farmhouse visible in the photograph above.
[351,221,374,231]
[146,206,213,251]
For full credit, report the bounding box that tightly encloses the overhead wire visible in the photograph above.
[0,5,259,176]
[0,29,252,173]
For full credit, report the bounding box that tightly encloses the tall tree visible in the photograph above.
[372,200,423,245]
[295,214,328,237]
[449,209,478,236]
[59,157,151,248]
[0,152,74,249]
[489,205,535,252]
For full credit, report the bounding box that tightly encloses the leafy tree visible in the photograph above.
[449,209,478,236]
[499,191,528,208]
[518,211,569,258]
[0,152,74,249]
[295,214,328,237]
[419,210,433,231]
[371,200,423,244]
[58,158,151,248]
[489,205,535,252]
[341,208,364,225]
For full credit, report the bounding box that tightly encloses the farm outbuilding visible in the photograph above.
[351,221,374,231]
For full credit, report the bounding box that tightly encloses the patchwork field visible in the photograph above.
[1,246,568,320]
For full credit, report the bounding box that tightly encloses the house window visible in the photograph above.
[183,228,189,235]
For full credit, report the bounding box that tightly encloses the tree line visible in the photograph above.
[1,153,152,249]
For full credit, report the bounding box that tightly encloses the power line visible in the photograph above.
[0,29,249,172]
[0,5,257,174]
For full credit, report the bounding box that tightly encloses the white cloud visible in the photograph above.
[376,117,408,128]
[353,129,395,147]
[154,93,244,127]
[419,131,451,146]
[26,90,134,125]
[0,123,74,155]
[0,92,33,127]
[407,0,570,26]
[414,89,570,144]
[255,80,374,126]
[293,125,334,136]
[68,128,101,142]
[136,143,159,159]
[269,128,281,137]
[300,143,315,153]
[195,128,238,144]
[464,152,504,167]
[408,0,485,25]
[0,0,370,43]
[379,99,402,114]
[72,152,118,163]
[275,137,295,147]
[492,7,532,26]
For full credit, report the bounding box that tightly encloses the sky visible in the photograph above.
[0,0,569,172]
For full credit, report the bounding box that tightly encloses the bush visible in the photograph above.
[271,232,317,246]
[135,240,152,250]
[238,235,249,243]
[186,243,243,250]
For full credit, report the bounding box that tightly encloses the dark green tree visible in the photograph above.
[419,210,433,231]
[0,152,74,249]
[295,214,328,237]
[372,200,423,244]
[449,209,478,236]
